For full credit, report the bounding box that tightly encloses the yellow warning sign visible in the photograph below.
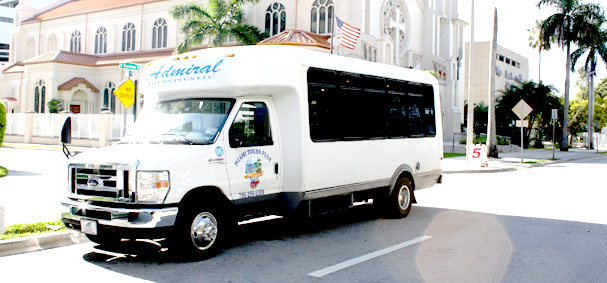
[113,79,135,109]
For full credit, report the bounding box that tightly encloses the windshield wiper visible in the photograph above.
[162,132,196,145]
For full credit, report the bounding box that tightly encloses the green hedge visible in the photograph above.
[460,136,510,145]
[0,103,6,147]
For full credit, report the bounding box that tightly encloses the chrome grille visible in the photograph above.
[69,164,131,202]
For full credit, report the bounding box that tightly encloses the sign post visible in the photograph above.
[512,100,533,163]
[113,78,135,136]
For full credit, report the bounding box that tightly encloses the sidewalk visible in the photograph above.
[443,147,606,174]
[0,142,605,257]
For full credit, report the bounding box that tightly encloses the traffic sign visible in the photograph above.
[119,62,141,71]
[113,79,135,109]
[512,99,533,119]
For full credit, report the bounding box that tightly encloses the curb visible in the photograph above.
[0,231,89,257]
[443,154,602,174]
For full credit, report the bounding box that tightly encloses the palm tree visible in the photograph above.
[171,0,266,54]
[571,23,607,149]
[537,0,604,151]
[527,20,553,82]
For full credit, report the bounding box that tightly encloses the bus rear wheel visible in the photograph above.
[385,176,413,218]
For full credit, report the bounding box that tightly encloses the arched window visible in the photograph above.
[95,27,107,54]
[26,37,35,58]
[103,82,116,112]
[47,33,57,52]
[34,80,46,113]
[265,3,286,36]
[310,0,333,34]
[152,18,168,49]
[70,30,81,53]
[122,23,136,52]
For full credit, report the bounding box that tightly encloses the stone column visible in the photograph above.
[98,110,113,147]
[24,111,35,143]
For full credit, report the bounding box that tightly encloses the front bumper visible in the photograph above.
[61,198,178,229]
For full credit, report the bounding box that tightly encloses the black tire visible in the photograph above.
[168,201,233,260]
[384,176,414,218]
[85,234,122,247]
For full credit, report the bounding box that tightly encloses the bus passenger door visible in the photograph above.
[224,100,282,204]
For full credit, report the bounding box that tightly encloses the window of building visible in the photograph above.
[310,0,334,34]
[307,67,435,142]
[47,33,57,52]
[152,18,168,49]
[229,102,273,148]
[0,17,14,23]
[34,80,46,113]
[122,23,136,52]
[103,82,116,112]
[26,37,35,58]
[511,60,517,67]
[265,2,286,36]
[95,27,107,54]
[498,55,504,62]
[70,30,81,53]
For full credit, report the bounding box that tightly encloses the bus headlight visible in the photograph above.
[137,171,170,203]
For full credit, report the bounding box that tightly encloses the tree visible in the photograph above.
[528,19,553,82]
[496,81,563,148]
[0,102,6,148]
[569,76,607,139]
[571,18,607,148]
[463,102,488,136]
[537,0,604,151]
[47,99,64,114]
[171,0,268,54]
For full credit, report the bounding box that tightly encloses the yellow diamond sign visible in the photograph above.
[113,79,135,109]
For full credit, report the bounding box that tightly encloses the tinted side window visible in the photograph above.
[229,102,273,147]
[308,68,340,141]
[407,83,436,137]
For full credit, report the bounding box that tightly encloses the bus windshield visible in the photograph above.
[120,98,234,145]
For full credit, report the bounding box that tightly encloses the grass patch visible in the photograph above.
[0,220,66,240]
[0,166,6,178]
[444,152,466,158]
[522,158,557,164]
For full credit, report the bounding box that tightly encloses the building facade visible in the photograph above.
[1,0,470,140]
[464,41,529,107]
[0,0,18,65]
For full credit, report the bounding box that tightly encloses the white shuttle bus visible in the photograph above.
[61,45,443,258]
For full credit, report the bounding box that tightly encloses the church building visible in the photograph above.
[0,0,470,140]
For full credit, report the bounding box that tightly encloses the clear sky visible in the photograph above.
[469,0,606,101]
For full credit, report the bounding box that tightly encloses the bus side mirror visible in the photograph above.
[61,117,71,144]
[61,117,73,159]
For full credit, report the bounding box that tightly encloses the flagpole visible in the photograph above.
[330,16,335,55]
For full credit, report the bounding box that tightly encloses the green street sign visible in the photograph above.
[119,62,141,71]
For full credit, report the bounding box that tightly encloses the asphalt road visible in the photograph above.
[0,147,68,225]
[0,152,606,282]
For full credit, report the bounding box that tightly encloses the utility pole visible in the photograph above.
[487,8,498,158]
[465,0,475,161]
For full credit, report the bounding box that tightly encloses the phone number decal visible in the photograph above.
[239,189,265,199]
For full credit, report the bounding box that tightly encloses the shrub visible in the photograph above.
[0,102,6,147]
[47,99,64,113]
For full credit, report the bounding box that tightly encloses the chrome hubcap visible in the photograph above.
[190,212,218,250]
[398,185,411,210]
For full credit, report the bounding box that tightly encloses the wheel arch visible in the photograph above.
[389,165,417,203]
[178,186,233,209]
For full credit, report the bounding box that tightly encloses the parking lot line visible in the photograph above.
[308,235,433,278]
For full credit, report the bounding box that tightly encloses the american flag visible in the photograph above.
[336,17,360,50]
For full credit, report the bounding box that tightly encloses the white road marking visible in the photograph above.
[308,235,433,278]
